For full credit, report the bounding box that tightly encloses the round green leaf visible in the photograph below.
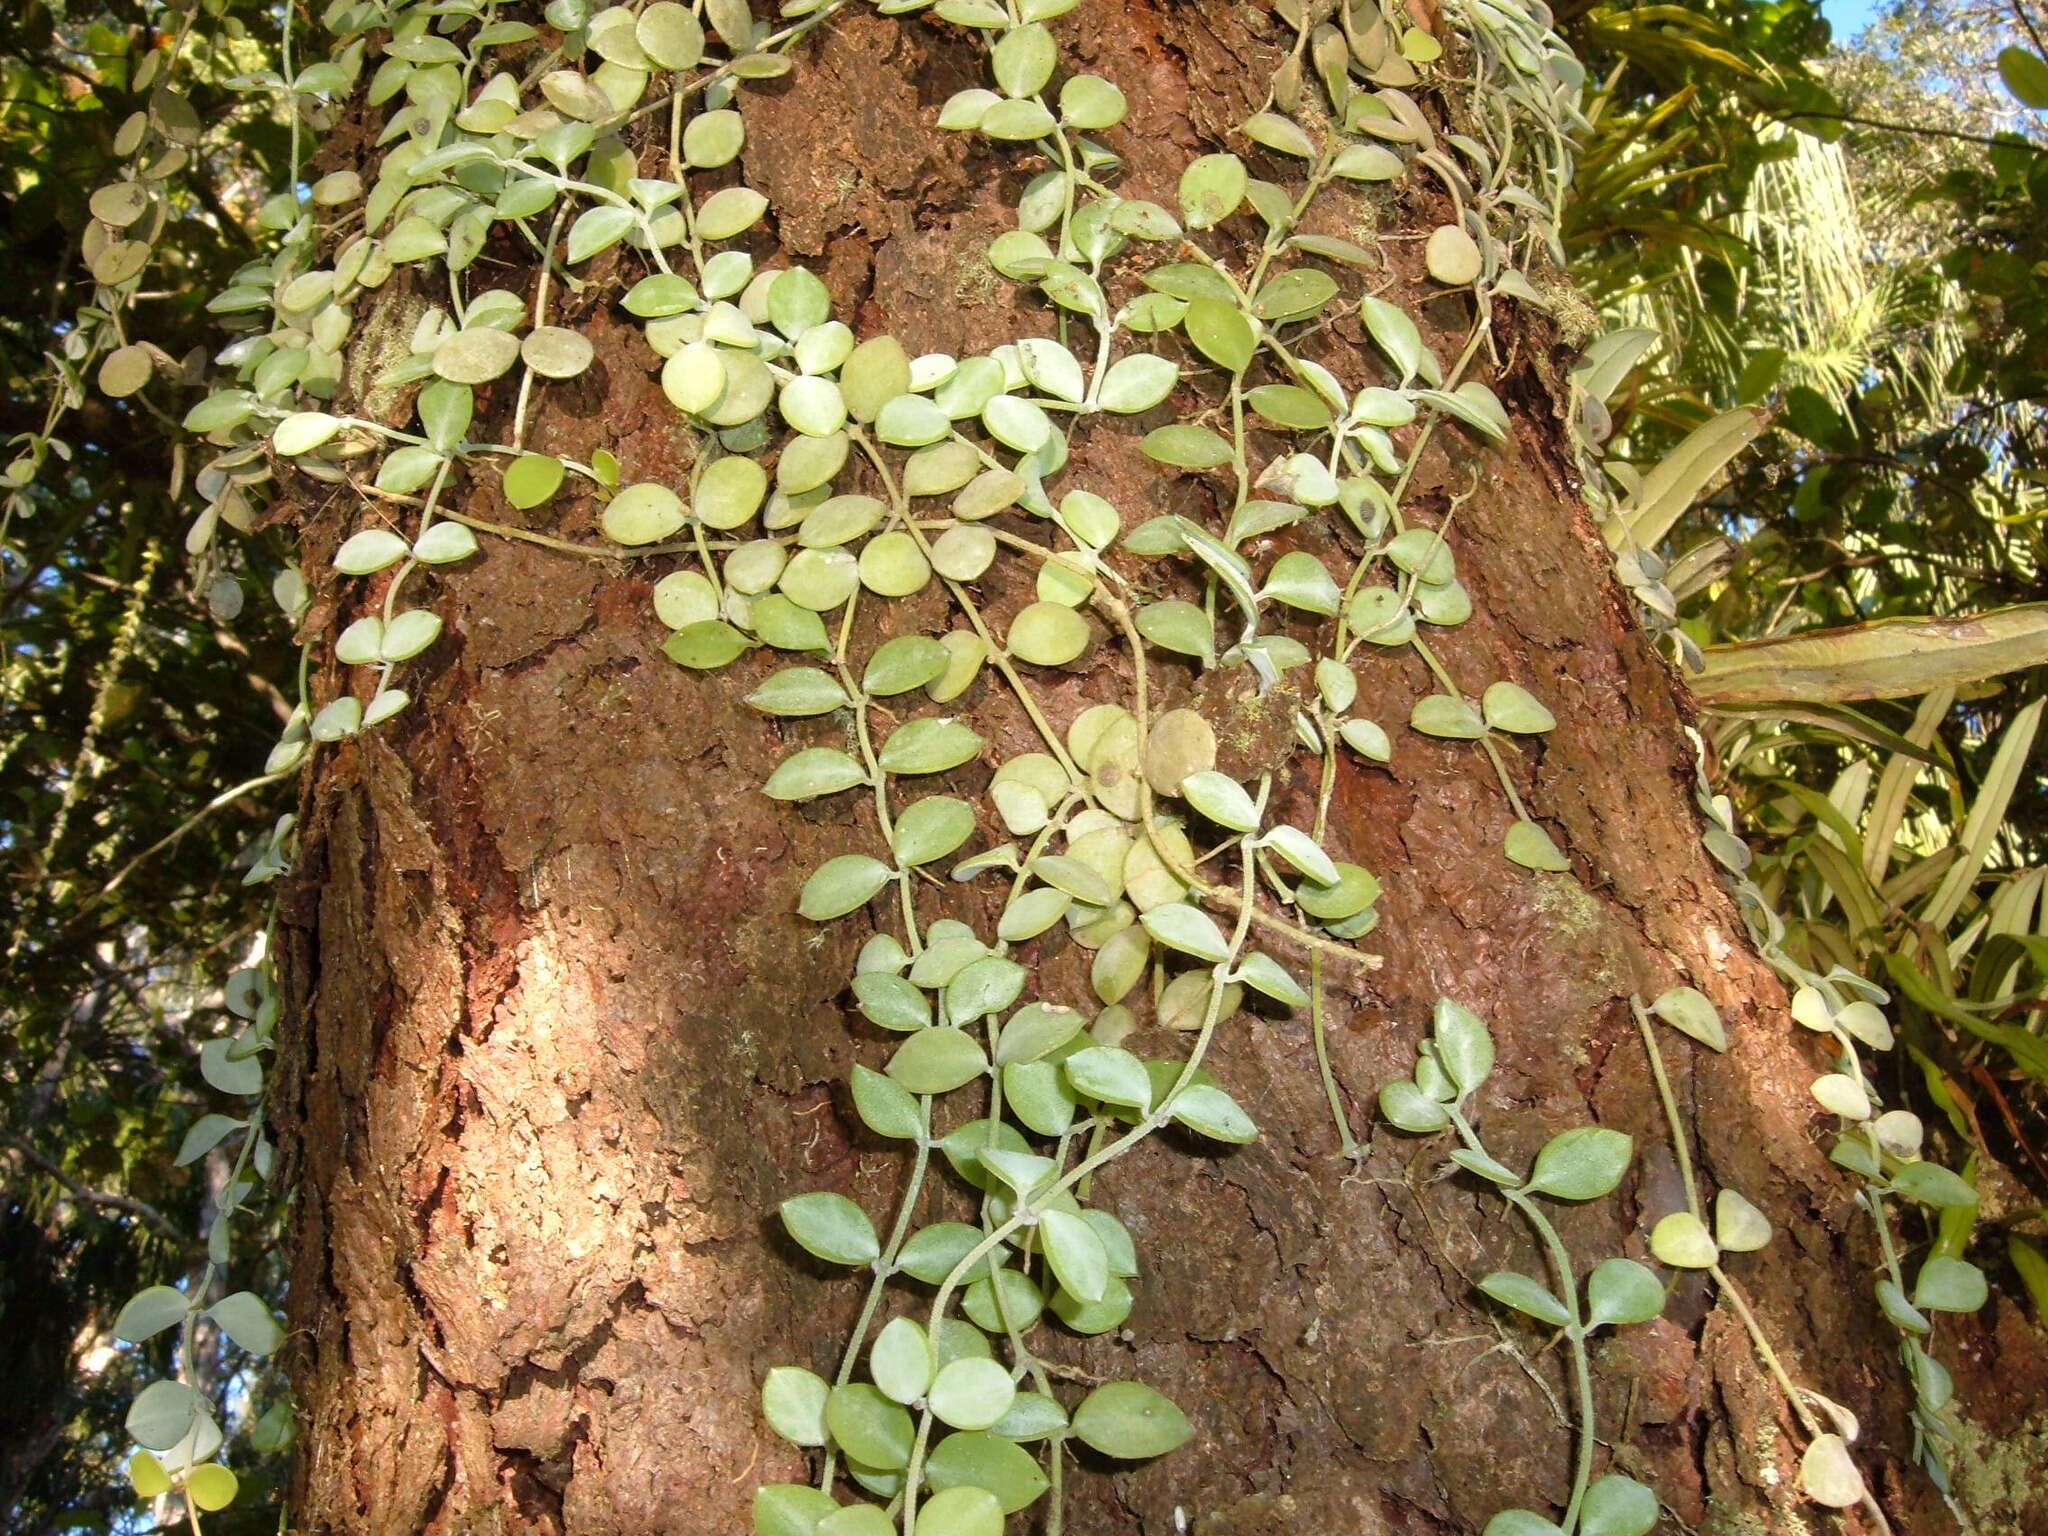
[114,1286,192,1344]
[781,375,848,437]
[925,1431,1049,1513]
[1380,1078,1450,1133]
[747,667,849,717]
[1334,142,1405,180]
[1070,1381,1192,1459]
[864,635,952,695]
[1526,1126,1632,1201]
[826,1384,914,1470]
[981,97,1057,140]
[1649,986,1726,1051]
[522,325,594,379]
[779,549,860,611]
[1008,601,1090,666]
[125,1380,202,1452]
[931,526,997,581]
[798,494,885,550]
[928,1357,1015,1431]
[1482,682,1556,734]
[128,1450,170,1497]
[1799,1434,1866,1509]
[186,1463,238,1512]
[603,483,686,545]
[1037,1208,1109,1305]
[334,528,409,575]
[761,1366,830,1446]
[853,972,933,1032]
[1999,45,2048,109]
[207,1291,283,1355]
[1098,353,1178,413]
[998,886,1072,942]
[1715,1188,1772,1252]
[766,747,867,801]
[1410,694,1486,739]
[879,717,983,775]
[1584,1258,1664,1328]
[993,22,1056,96]
[1648,1210,1718,1269]
[1580,1475,1659,1536]
[1294,863,1380,921]
[685,109,746,169]
[1479,1270,1570,1327]
[1139,901,1229,963]
[697,186,769,241]
[1914,1255,1988,1313]
[1135,599,1215,662]
[1890,1160,1979,1208]
[859,532,931,597]
[841,336,912,423]
[1425,224,1483,285]
[1140,423,1233,469]
[1251,268,1338,322]
[1504,820,1571,872]
[799,855,893,920]
[1178,153,1247,230]
[876,393,951,447]
[1180,770,1258,832]
[1168,1082,1258,1143]
[698,455,769,530]
[1182,298,1256,374]
[755,1485,838,1536]
[1063,1045,1152,1111]
[782,1192,880,1267]
[870,1316,935,1405]
[887,1028,989,1095]
[993,1003,1084,1066]
[1060,73,1127,129]
[779,431,850,494]
[274,411,343,456]
[1248,384,1332,429]
[413,522,479,564]
[663,342,727,414]
[850,1064,923,1140]
[893,796,977,866]
[914,1485,1003,1536]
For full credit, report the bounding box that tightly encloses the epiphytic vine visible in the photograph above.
[51,0,1985,1532]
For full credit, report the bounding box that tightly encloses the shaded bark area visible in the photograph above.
[275,4,2045,1534]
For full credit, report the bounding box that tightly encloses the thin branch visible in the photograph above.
[2,1131,201,1254]
[1776,109,2047,153]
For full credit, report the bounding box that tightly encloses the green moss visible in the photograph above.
[1948,1405,2048,1533]
[1195,1492,1299,1535]
[343,287,431,425]
[1700,1495,1812,1536]
[952,250,1002,309]
[1526,874,1633,1002]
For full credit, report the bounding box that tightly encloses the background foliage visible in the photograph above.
[2,0,2044,1529]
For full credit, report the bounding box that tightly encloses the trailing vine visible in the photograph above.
[60,0,1992,1532]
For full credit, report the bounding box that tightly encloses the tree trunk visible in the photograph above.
[273,4,2044,1534]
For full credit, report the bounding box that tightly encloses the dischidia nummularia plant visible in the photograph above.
[1380,999,1665,1536]
[57,0,1995,1531]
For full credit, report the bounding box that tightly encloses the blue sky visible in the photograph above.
[1823,0,1883,39]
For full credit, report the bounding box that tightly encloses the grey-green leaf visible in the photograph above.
[1526,1126,1632,1201]
[1479,1270,1570,1327]
[780,1191,881,1266]
[1070,1381,1193,1458]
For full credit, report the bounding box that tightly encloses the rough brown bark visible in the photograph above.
[274,5,2048,1534]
